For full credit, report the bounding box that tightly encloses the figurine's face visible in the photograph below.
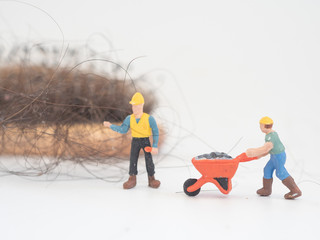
[132,103,144,116]
[260,123,269,134]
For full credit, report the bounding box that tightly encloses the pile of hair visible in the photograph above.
[0,44,157,178]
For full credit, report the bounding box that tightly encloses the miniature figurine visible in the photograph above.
[104,92,160,189]
[246,117,302,199]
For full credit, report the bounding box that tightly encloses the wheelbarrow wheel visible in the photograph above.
[183,178,201,196]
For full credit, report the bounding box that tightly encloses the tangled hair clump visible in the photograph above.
[0,44,158,178]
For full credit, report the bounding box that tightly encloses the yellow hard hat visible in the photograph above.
[259,116,273,125]
[129,92,144,105]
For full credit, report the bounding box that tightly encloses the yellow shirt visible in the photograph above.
[130,113,152,138]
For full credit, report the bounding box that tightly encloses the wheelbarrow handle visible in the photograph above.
[235,152,258,162]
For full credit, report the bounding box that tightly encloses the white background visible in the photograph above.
[0,1,320,239]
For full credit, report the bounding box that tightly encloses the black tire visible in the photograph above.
[183,178,201,197]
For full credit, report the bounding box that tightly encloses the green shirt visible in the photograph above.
[265,131,285,155]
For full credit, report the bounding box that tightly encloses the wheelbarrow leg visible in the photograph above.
[187,176,207,193]
[212,177,232,194]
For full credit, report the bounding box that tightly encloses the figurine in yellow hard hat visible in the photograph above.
[104,92,160,189]
[246,117,302,199]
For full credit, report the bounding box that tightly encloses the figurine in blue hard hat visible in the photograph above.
[246,117,302,199]
[104,92,160,189]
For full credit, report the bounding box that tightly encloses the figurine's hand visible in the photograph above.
[246,148,256,158]
[103,121,112,128]
[151,147,158,155]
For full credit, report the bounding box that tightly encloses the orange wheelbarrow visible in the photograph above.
[183,152,257,196]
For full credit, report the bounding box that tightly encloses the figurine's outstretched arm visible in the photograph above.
[103,116,130,134]
[246,142,273,158]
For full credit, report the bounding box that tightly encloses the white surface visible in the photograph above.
[1,157,319,240]
[1,0,320,239]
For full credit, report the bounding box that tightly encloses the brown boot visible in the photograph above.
[282,176,302,199]
[148,175,160,188]
[123,175,136,189]
[257,178,273,196]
